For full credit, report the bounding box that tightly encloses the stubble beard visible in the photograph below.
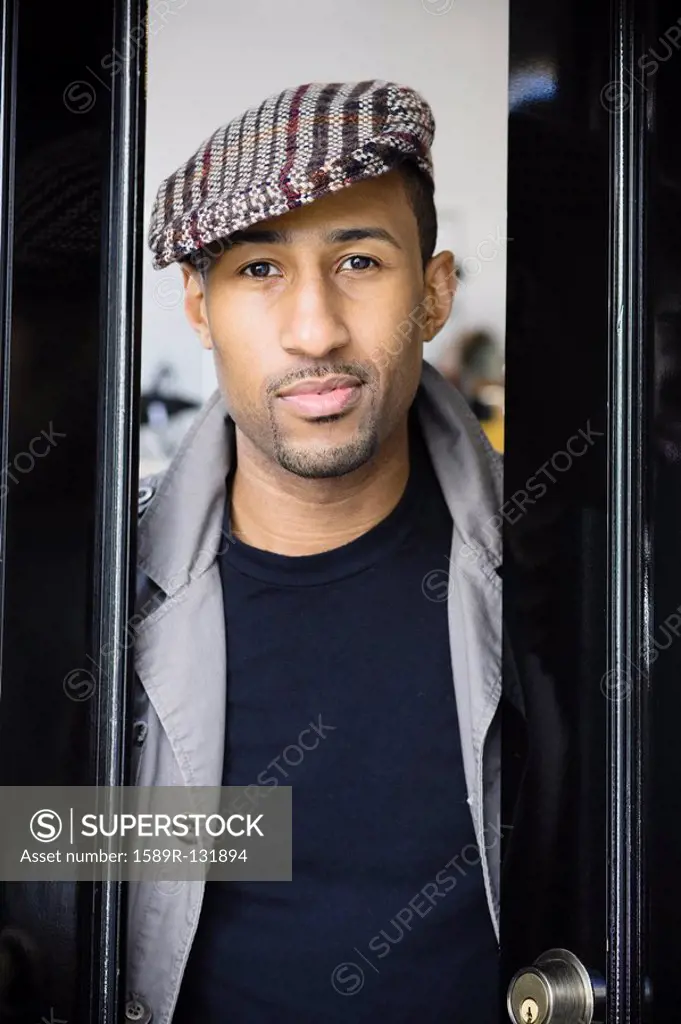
[271,415,380,478]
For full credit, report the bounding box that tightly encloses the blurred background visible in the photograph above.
[139,0,509,475]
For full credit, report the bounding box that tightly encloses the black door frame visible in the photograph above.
[88,0,146,1018]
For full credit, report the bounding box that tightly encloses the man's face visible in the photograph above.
[183,169,454,478]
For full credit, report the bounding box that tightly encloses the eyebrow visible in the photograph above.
[326,227,402,250]
[226,226,403,250]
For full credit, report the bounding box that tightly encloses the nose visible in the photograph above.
[279,274,351,359]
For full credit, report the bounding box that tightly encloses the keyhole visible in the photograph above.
[520,997,540,1023]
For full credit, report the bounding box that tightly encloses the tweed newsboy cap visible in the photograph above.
[148,80,435,270]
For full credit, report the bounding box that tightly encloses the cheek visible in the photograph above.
[364,299,424,376]
[209,341,256,417]
[208,301,276,406]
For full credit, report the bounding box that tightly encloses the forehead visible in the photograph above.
[247,169,414,237]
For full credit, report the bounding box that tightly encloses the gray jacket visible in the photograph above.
[124,360,503,1024]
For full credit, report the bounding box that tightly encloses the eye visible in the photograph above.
[240,261,282,278]
[340,255,379,272]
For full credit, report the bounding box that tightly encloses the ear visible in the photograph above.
[422,250,456,342]
[181,262,213,351]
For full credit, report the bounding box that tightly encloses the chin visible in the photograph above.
[274,431,378,479]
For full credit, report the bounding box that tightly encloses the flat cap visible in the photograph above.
[148,80,435,270]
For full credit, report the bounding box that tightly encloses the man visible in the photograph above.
[126,80,503,1024]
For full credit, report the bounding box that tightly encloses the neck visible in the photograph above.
[229,419,411,556]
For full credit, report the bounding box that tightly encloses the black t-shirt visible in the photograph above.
[173,411,498,1023]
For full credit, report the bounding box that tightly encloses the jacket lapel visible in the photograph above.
[417,362,504,931]
[135,390,233,792]
[417,362,504,796]
[134,568,226,789]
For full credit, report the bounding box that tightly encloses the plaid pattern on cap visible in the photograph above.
[148,80,435,270]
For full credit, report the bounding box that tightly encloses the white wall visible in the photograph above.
[142,0,508,402]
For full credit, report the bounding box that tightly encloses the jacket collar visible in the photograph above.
[137,360,502,592]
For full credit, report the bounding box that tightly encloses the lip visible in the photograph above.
[277,381,363,418]
[276,374,362,397]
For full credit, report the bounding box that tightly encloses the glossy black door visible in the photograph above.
[504,0,681,1020]
[646,0,681,1018]
[503,0,610,989]
[0,0,145,1021]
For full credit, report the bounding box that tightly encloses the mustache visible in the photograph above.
[266,362,376,396]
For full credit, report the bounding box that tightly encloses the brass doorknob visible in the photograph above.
[507,948,606,1024]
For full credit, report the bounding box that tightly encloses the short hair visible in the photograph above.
[187,159,438,277]
[397,160,438,267]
